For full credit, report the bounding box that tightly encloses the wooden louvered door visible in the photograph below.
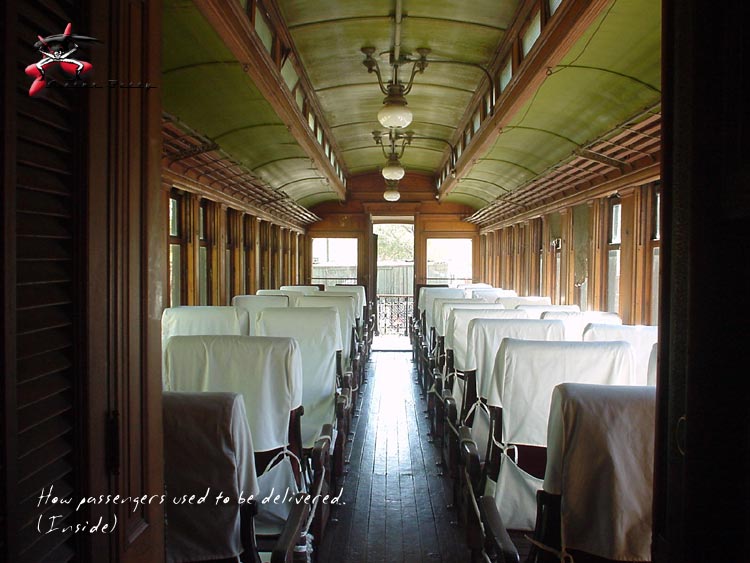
[2,1,164,562]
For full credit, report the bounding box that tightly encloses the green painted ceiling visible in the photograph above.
[162,0,661,212]
[279,0,517,179]
[163,0,339,208]
[446,0,662,207]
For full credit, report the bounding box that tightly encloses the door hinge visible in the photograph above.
[107,410,121,476]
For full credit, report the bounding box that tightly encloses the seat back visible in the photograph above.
[543,383,655,561]
[280,285,321,295]
[328,285,366,317]
[470,288,518,302]
[161,306,249,349]
[583,323,658,385]
[514,304,580,319]
[647,342,658,386]
[164,335,303,453]
[420,287,465,329]
[257,289,305,307]
[541,310,622,340]
[298,295,356,365]
[446,308,528,371]
[432,298,476,337]
[494,296,552,310]
[231,295,289,335]
[257,307,342,449]
[488,339,635,530]
[163,392,259,563]
[466,319,565,401]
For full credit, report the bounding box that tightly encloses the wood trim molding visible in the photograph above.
[479,161,661,233]
[194,0,346,200]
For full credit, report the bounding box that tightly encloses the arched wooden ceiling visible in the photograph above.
[162,0,661,215]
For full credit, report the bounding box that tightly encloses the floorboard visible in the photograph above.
[317,350,479,563]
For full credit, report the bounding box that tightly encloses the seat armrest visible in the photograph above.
[479,496,520,563]
[270,494,311,563]
[461,437,482,493]
[336,388,352,419]
[444,392,457,425]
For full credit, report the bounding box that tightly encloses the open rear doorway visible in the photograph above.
[372,222,414,351]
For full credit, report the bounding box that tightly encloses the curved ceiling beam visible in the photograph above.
[475,158,540,176]
[288,15,506,32]
[315,81,477,95]
[253,156,316,170]
[276,176,327,191]
[553,64,661,93]
[500,126,580,147]
[456,176,513,195]
[213,123,288,142]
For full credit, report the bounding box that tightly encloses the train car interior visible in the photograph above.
[2,0,749,562]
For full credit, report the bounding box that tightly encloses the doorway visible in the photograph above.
[373,222,414,350]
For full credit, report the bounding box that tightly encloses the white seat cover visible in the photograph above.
[257,289,305,307]
[164,335,303,453]
[439,302,516,340]
[471,288,518,302]
[490,339,635,530]
[327,285,366,316]
[164,391,259,563]
[541,310,622,340]
[494,295,552,310]
[583,323,658,385]
[432,298,475,337]
[647,342,658,386]
[544,383,655,561]
[457,282,492,289]
[257,307,342,449]
[280,285,320,295]
[515,304,580,319]
[298,295,356,366]
[466,318,565,401]
[419,287,465,329]
[161,306,249,349]
[446,308,530,372]
[232,295,289,335]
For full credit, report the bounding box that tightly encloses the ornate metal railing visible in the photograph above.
[377,294,414,335]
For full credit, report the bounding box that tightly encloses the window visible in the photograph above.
[198,200,212,305]
[549,0,563,15]
[311,237,358,288]
[281,58,298,91]
[606,199,622,313]
[254,7,273,54]
[168,191,186,307]
[426,238,473,287]
[521,10,542,58]
[499,59,512,93]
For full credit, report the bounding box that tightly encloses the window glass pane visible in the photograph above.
[555,251,562,304]
[654,191,661,240]
[473,110,481,133]
[651,247,660,325]
[311,237,358,288]
[295,88,304,111]
[499,59,512,92]
[169,197,179,237]
[426,238,473,287]
[199,247,209,305]
[607,249,621,313]
[169,244,181,307]
[522,11,542,57]
[573,204,590,308]
[610,202,622,244]
[280,58,298,91]
[316,126,324,145]
[254,8,273,54]
[199,204,206,241]
[307,112,315,131]
[549,0,563,15]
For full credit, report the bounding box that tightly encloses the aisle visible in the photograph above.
[317,352,468,562]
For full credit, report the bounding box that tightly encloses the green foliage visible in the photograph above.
[374,224,414,262]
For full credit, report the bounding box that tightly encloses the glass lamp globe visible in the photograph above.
[381,155,405,181]
[383,188,401,202]
[378,103,413,129]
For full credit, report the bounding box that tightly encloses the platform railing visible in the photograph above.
[377,294,414,336]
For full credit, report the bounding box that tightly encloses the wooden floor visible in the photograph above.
[318,350,469,563]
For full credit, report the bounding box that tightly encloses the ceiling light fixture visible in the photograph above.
[362,46,430,129]
[374,129,413,182]
[383,179,401,202]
